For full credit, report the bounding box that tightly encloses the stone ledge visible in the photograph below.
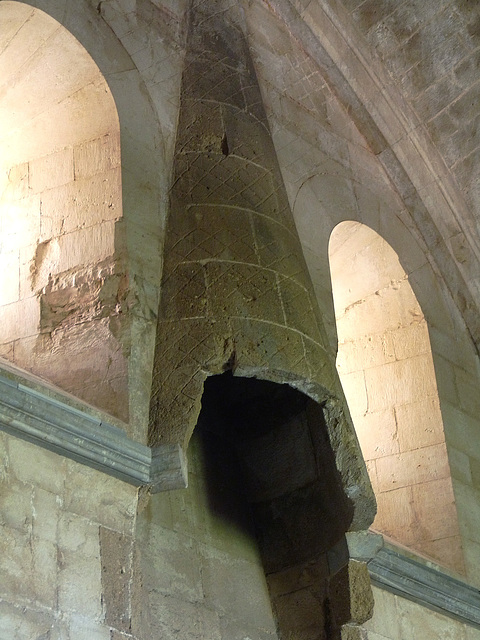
[347,531,480,629]
[0,369,187,492]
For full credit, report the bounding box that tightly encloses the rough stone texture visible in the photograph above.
[341,625,369,640]
[99,528,134,633]
[329,560,375,627]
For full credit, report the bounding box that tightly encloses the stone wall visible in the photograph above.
[1,0,480,637]
[0,431,138,639]
[365,586,480,640]
[0,4,128,421]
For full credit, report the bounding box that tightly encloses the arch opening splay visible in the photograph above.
[0,2,128,420]
[329,220,465,575]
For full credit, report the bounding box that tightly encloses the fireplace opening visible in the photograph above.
[193,371,354,638]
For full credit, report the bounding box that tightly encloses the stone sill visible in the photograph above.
[347,531,480,629]
[0,361,187,492]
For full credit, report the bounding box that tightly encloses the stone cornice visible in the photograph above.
[347,532,480,628]
[0,369,187,492]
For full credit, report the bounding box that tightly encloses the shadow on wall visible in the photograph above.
[195,372,353,639]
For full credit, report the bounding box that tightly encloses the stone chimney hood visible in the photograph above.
[148,0,374,530]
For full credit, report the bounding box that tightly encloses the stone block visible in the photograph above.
[19,242,36,299]
[463,538,480,589]
[74,133,121,180]
[64,460,138,532]
[336,281,420,343]
[174,463,259,562]
[31,536,58,608]
[364,586,400,639]
[447,446,472,485]
[159,262,208,320]
[0,601,54,640]
[58,512,100,557]
[147,593,222,640]
[454,366,480,419]
[173,153,280,221]
[395,396,444,451]
[32,486,60,543]
[3,162,29,200]
[39,168,122,239]
[391,321,430,360]
[58,543,103,617]
[397,591,467,640]
[354,409,399,460]
[41,223,113,278]
[453,482,480,547]
[274,586,326,639]
[138,485,173,531]
[329,560,374,626]
[470,456,480,490]
[252,214,307,286]
[0,295,39,342]
[175,98,224,154]
[0,339,14,360]
[163,204,258,271]
[411,477,460,541]
[279,276,322,342]
[0,433,8,480]
[0,478,32,534]
[364,355,438,414]
[205,261,284,325]
[414,535,465,576]
[375,443,450,492]
[8,436,66,495]
[339,370,368,417]
[0,526,34,601]
[223,103,273,165]
[443,403,480,459]
[68,615,111,640]
[267,556,329,598]
[219,617,278,640]
[0,194,41,248]
[341,624,368,640]
[230,317,308,381]
[200,547,277,633]
[99,527,133,632]
[29,147,74,193]
[337,332,396,374]
[429,325,478,375]
[302,335,338,394]
[466,625,480,640]
[372,486,416,544]
[135,521,203,603]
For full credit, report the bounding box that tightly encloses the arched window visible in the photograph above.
[329,220,464,575]
[0,3,127,420]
